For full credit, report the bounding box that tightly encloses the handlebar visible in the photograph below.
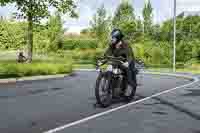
[97,56,126,62]
[96,56,127,68]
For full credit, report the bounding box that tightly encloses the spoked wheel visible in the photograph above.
[95,72,112,108]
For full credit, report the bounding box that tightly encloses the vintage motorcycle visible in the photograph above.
[95,56,138,108]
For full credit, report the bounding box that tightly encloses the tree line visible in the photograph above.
[0,0,200,67]
[88,0,200,67]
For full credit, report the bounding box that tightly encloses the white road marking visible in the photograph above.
[44,73,199,133]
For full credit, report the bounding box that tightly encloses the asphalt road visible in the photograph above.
[0,71,197,133]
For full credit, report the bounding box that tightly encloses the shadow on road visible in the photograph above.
[182,89,200,97]
[136,94,200,121]
[193,130,200,133]
[92,94,145,109]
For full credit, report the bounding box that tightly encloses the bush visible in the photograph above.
[0,61,72,78]
[188,64,200,70]
[71,48,104,63]
[63,39,98,50]
[0,21,27,49]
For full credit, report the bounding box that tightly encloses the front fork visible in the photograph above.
[104,71,124,98]
[111,74,124,97]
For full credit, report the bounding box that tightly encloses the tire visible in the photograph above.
[95,72,112,108]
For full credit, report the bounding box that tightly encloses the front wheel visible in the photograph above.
[95,72,112,108]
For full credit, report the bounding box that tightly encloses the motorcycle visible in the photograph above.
[95,56,137,108]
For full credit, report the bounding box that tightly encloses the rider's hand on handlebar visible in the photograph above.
[97,60,104,66]
[97,61,103,66]
[122,62,129,68]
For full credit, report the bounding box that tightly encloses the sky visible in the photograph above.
[0,0,200,33]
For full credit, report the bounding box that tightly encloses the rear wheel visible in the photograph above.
[95,72,112,108]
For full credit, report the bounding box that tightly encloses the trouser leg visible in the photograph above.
[120,60,137,94]
[127,60,137,88]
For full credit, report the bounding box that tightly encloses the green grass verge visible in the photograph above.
[74,64,200,74]
[0,62,73,79]
[176,69,200,74]
[147,68,200,74]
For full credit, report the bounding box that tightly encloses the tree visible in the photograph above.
[142,0,153,34]
[0,19,27,49]
[151,24,161,41]
[81,28,90,35]
[134,16,143,42]
[47,11,64,51]
[80,28,95,37]
[159,15,200,65]
[90,4,110,48]
[136,16,143,32]
[112,0,136,41]
[0,0,77,62]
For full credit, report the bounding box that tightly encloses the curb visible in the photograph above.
[0,69,197,84]
[0,74,68,84]
[0,78,17,84]
[141,71,195,81]
[76,69,197,81]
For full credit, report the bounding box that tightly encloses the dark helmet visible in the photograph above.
[111,29,124,45]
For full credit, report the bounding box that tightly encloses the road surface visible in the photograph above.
[0,71,199,133]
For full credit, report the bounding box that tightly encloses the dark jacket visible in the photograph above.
[104,40,135,62]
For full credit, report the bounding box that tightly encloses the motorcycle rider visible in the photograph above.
[104,28,137,97]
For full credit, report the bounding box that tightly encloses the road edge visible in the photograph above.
[0,74,71,84]
[0,69,197,84]
[76,69,196,81]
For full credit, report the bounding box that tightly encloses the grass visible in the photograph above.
[1,50,199,79]
[73,62,200,74]
[176,69,200,74]
[147,67,200,74]
[0,50,78,79]
[0,58,73,79]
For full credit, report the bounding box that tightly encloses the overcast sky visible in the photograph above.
[0,0,200,32]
